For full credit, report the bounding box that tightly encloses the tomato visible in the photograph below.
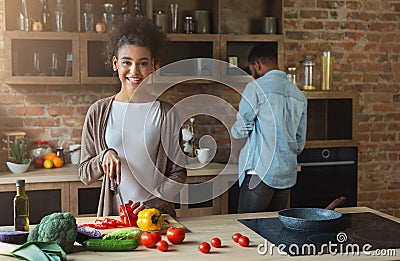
[238,235,250,247]
[156,240,169,252]
[140,231,162,248]
[166,227,185,244]
[210,237,221,248]
[198,242,211,253]
[232,233,242,243]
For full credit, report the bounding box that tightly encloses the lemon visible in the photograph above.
[43,159,54,169]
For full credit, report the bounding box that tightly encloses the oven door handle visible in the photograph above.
[298,160,355,167]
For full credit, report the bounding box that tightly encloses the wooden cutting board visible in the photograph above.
[76,214,187,234]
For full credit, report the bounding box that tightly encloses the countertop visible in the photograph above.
[0,162,238,185]
[1,207,399,260]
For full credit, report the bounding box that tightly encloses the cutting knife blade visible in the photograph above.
[114,177,132,227]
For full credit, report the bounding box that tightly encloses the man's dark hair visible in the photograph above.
[247,44,278,65]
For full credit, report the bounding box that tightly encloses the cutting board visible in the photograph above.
[76,214,187,234]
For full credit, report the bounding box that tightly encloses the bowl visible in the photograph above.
[6,161,31,174]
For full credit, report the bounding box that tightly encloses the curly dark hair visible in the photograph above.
[103,16,166,68]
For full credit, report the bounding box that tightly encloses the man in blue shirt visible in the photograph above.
[231,44,307,213]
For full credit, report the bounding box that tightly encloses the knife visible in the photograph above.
[114,177,133,227]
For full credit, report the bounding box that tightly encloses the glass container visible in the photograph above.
[14,179,29,232]
[54,0,64,32]
[303,55,315,91]
[321,51,333,91]
[287,67,297,86]
[41,0,51,31]
[83,3,95,32]
[103,3,115,32]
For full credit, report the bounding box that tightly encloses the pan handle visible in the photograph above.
[325,196,346,210]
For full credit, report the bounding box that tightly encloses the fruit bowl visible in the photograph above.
[6,161,31,174]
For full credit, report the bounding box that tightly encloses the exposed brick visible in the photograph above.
[303,21,324,29]
[300,10,329,19]
[8,106,45,116]
[48,106,75,116]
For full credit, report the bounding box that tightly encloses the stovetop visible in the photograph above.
[239,212,400,256]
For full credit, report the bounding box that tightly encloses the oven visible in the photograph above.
[290,147,357,208]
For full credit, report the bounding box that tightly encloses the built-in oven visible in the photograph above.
[290,147,357,208]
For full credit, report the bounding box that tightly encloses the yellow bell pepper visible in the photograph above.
[136,208,162,231]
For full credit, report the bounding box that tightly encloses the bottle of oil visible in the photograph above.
[14,179,29,231]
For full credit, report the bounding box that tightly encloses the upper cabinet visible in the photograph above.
[3,0,283,85]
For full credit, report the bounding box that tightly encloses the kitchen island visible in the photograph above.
[1,207,398,260]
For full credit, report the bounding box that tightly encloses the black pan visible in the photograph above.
[278,196,346,231]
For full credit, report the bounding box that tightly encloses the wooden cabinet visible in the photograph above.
[304,91,359,148]
[3,0,283,85]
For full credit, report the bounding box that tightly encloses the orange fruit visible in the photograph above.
[52,156,63,168]
[43,159,54,169]
[44,152,57,161]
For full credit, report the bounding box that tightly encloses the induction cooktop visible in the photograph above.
[238,212,400,256]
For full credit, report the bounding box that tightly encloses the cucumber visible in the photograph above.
[83,239,139,251]
[102,228,142,241]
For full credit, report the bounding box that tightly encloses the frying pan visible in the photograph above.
[278,196,346,231]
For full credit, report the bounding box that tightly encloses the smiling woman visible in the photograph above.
[78,17,186,218]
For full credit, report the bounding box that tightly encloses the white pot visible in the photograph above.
[6,161,31,174]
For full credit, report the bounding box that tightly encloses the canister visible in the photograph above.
[303,55,315,91]
[321,51,333,91]
[184,16,193,34]
[192,10,210,34]
[263,17,277,34]
[153,11,168,33]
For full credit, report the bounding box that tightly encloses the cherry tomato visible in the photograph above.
[156,240,169,252]
[166,227,186,244]
[238,235,250,247]
[210,237,221,248]
[198,242,211,253]
[232,233,242,243]
[140,231,162,248]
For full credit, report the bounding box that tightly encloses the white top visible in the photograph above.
[105,100,161,214]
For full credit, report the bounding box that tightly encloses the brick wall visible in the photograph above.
[0,0,399,216]
[282,0,400,217]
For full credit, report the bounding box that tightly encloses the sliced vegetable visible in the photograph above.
[76,226,103,245]
[0,231,29,244]
[83,239,139,252]
[119,201,138,227]
[102,228,142,241]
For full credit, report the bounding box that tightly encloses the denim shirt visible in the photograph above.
[231,70,307,188]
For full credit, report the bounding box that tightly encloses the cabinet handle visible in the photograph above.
[298,161,355,167]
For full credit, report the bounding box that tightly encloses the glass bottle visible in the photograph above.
[83,3,95,32]
[41,0,51,31]
[121,0,132,23]
[134,0,144,17]
[103,3,115,32]
[321,51,333,91]
[287,67,297,86]
[303,55,315,91]
[54,0,64,32]
[14,179,29,232]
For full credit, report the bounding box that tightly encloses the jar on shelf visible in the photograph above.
[321,51,333,91]
[103,3,115,32]
[31,140,52,158]
[286,67,297,86]
[54,0,64,32]
[82,3,95,32]
[303,55,316,91]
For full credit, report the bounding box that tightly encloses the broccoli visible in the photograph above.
[27,212,77,253]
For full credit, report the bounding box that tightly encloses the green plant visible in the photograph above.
[10,138,30,164]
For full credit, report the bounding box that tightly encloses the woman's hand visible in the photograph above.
[102,149,121,184]
[128,200,145,215]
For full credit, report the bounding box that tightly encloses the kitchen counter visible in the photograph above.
[0,207,399,260]
[0,162,238,185]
